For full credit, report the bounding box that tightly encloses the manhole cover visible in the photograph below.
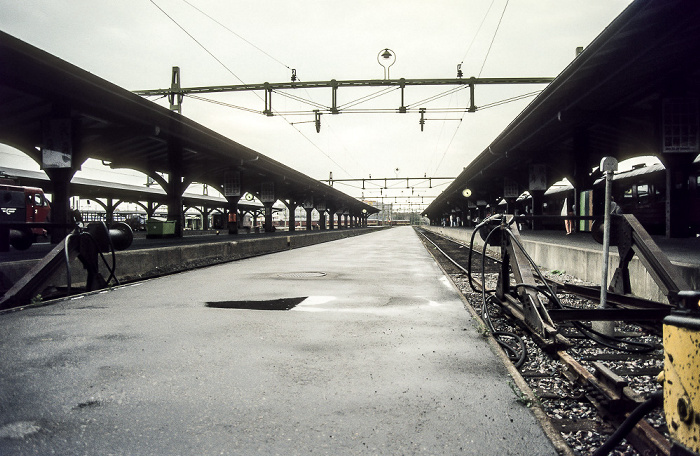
[276,272,327,279]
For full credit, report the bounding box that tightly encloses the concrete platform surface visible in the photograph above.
[0,226,556,455]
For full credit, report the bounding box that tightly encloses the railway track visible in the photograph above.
[416,226,671,456]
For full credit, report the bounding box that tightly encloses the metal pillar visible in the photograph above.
[45,168,75,243]
[202,208,211,230]
[328,208,335,230]
[167,122,185,237]
[663,154,695,238]
[264,202,274,232]
[227,199,239,234]
[529,190,545,230]
[105,198,115,226]
[305,208,313,230]
[286,202,298,232]
[42,109,80,244]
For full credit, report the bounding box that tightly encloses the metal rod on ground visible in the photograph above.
[594,156,618,336]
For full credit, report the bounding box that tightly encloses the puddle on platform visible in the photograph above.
[206,297,307,311]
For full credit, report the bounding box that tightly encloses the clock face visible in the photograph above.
[462,189,472,198]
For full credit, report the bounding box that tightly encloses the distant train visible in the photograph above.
[526,163,700,235]
[0,182,51,249]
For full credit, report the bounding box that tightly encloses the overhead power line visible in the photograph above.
[148,0,353,178]
[181,0,295,73]
[148,0,246,85]
[479,0,510,77]
[460,0,497,66]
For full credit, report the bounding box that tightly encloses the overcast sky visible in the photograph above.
[0,0,633,209]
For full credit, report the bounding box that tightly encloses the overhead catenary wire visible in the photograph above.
[149,0,247,85]
[479,0,510,77]
[459,0,498,67]
[433,0,499,177]
[148,0,354,179]
[181,0,295,73]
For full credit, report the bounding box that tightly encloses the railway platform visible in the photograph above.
[0,226,558,455]
[425,225,700,303]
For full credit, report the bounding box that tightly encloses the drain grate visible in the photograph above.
[276,271,326,279]
[206,297,307,311]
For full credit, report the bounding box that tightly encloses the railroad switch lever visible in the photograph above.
[0,222,133,310]
[79,222,133,291]
[593,214,691,306]
[479,214,558,342]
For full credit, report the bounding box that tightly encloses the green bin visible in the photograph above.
[146,218,176,237]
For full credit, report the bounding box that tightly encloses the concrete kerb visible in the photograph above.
[1,227,389,296]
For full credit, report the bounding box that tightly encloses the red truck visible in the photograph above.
[0,183,51,249]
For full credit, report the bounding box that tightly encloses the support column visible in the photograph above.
[227,198,239,234]
[305,208,313,230]
[528,164,548,231]
[529,190,545,230]
[105,198,116,226]
[285,201,298,232]
[202,208,211,231]
[328,207,335,230]
[167,125,185,237]
[264,203,274,232]
[662,154,695,237]
[223,169,241,234]
[42,110,81,243]
[45,168,76,243]
[260,183,275,232]
[317,201,327,230]
[252,212,259,232]
[659,95,699,237]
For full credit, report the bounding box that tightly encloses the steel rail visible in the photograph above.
[417,227,672,456]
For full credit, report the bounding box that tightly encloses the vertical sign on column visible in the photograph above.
[528,164,547,191]
[224,170,241,197]
[42,119,72,169]
[260,183,275,203]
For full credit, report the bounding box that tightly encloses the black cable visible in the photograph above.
[459,0,497,65]
[149,0,246,85]
[502,226,655,354]
[478,222,527,368]
[181,0,295,72]
[100,222,120,286]
[478,0,510,77]
[467,218,494,292]
[63,233,76,297]
[592,390,663,456]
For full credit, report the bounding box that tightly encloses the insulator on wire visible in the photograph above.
[291,69,297,82]
[457,63,463,78]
